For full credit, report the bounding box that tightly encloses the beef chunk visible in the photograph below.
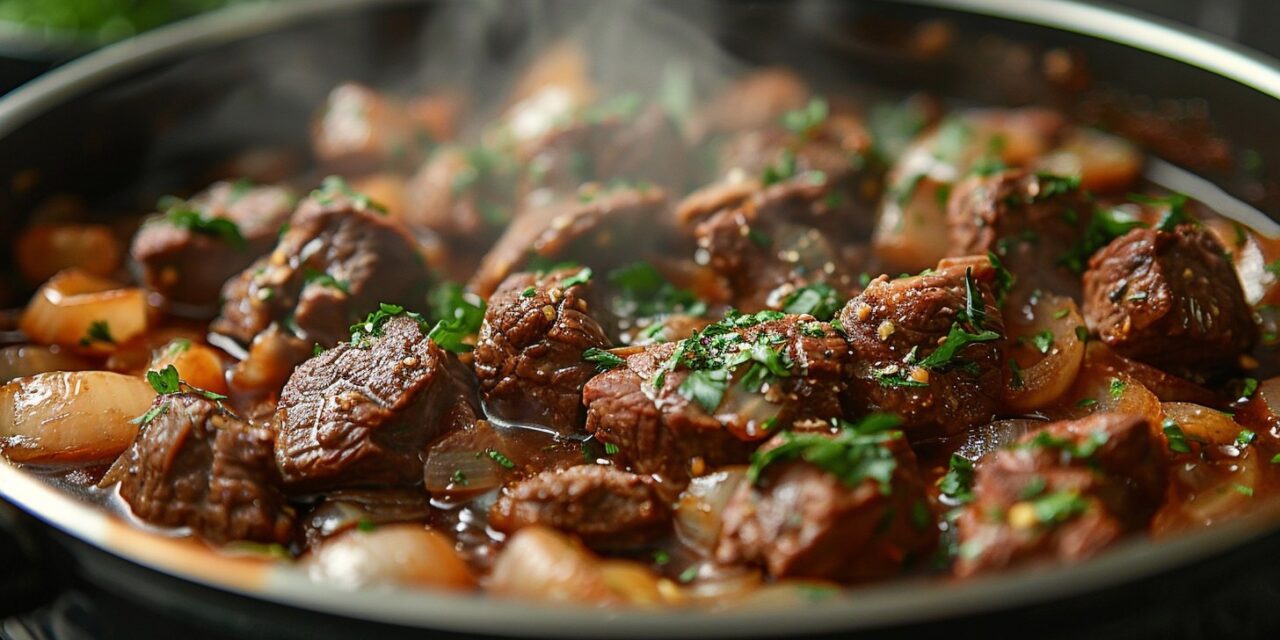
[212,182,431,394]
[518,103,689,196]
[275,316,478,493]
[312,83,424,174]
[473,268,611,434]
[583,312,851,491]
[469,186,669,299]
[690,179,865,312]
[947,170,1092,299]
[489,464,670,548]
[1083,225,1256,376]
[838,258,1006,440]
[130,181,294,314]
[953,412,1167,577]
[715,426,935,582]
[403,145,518,251]
[102,393,292,545]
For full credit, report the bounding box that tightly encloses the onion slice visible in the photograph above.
[0,370,154,464]
[19,269,147,354]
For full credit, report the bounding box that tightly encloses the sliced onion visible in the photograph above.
[599,560,673,607]
[871,175,951,273]
[489,526,621,605]
[1033,127,1142,193]
[19,269,147,354]
[1002,293,1085,412]
[1152,444,1262,535]
[147,339,228,395]
[674,467,748,554]
[1048,351,1162,426]
[1161,402,1240,446]
[0,345,93,383]
[423,450,503,495]
[0,371,154,464]
[15,223,122,285]
[305,524,474,591]
[679,565,764,605]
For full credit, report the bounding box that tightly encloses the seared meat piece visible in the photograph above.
[212,181,431,393]
[953,412,1167,577]
[519,103,689,196]
[690,179,865,312]
[312,83,423,174]
[838,258,1006,440]
[489,464,670,549]
[947,170,1092,299]
[473,268,611,434]
[469,186,669,299]
[102,393,293,545]
[583,312,851,490]
[1083,225,1256,377]
[691,67,811,138]
[716,425,935,582]
[275,316,478,493]
[130,181,295,314]
[403,145,518,251]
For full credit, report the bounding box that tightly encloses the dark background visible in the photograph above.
[3,0,1280,638]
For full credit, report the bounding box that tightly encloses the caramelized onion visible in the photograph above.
[20,270,147,354]
[489,526,621,605]
[305,525,474,590]
[674,468,748,553]
[15,223,122,285]
[147,339,229,395]
[1033,128,1142,193]
[1161,402,1240,446]
[1002,293,1085,411]
[423,449,503,495]
[0,371,153,464]
[1048,353,1162,426]
[0,345,93,383]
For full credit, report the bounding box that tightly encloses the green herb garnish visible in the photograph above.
[583,347,625,371]
[747,413,903,493]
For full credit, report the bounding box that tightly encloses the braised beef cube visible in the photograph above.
[275,316,479,493]
[130,181,294,314]
[691,180,865,312]
[403,145,519,250]
[489,465,670,549]
[691,67,811,139]
[953,413,1166,577]
[715,425,935,582]
[212,182,431,393]
[474,268,611,434]
[583,313,851,492]
[469,186,669,299]
[1083,225,1256,376]
[946,170,1092,299]
[520,103,689,195]
[102,393,293,545]
[312,83,423,174]
[838,259,1006,440]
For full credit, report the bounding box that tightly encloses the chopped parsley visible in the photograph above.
[651,309,789,395]
[130,403,169,427]
[160,199,247,248]
[559,267,593,289]
[1008,359,1024,389]
[163,338,192,359]
[427,284,486,353]
[1233,484,1254,497]
[747,413,903,493]
[1108,377,1126,400]
[1057,207,1146,274]
[681,368,731,414]
[1023,429,1109,460]
[604,442,620,456]
[1239,377,1259,402]
[1236,429,1257,447]
[781,283,844,321]
[450,470,469,486]
[132,364,228,426]
[521,286,536,298]
[312,175,387,213]
[349,302,429,348]
[987,251,1016,307]
[1162,418,1192,454]
[486,449,516,469]
[1076,398,1099,408]
[303,268,350,294]
[1027,490,1090,525]
[146,365,182,394]
[762,149,798,186]
[583,347,626,371]
[1130,192,1193,231]
[356,518,377,532]
[1031,330,1054,354]
[652,549,671,566]
[781,97,829,136]
[915,322,1000,370]
[607,262,706,320]
[1271,453,1280,465]
[937,453,975,505]
[78,320,115,347]
[1052,308,1070,320]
